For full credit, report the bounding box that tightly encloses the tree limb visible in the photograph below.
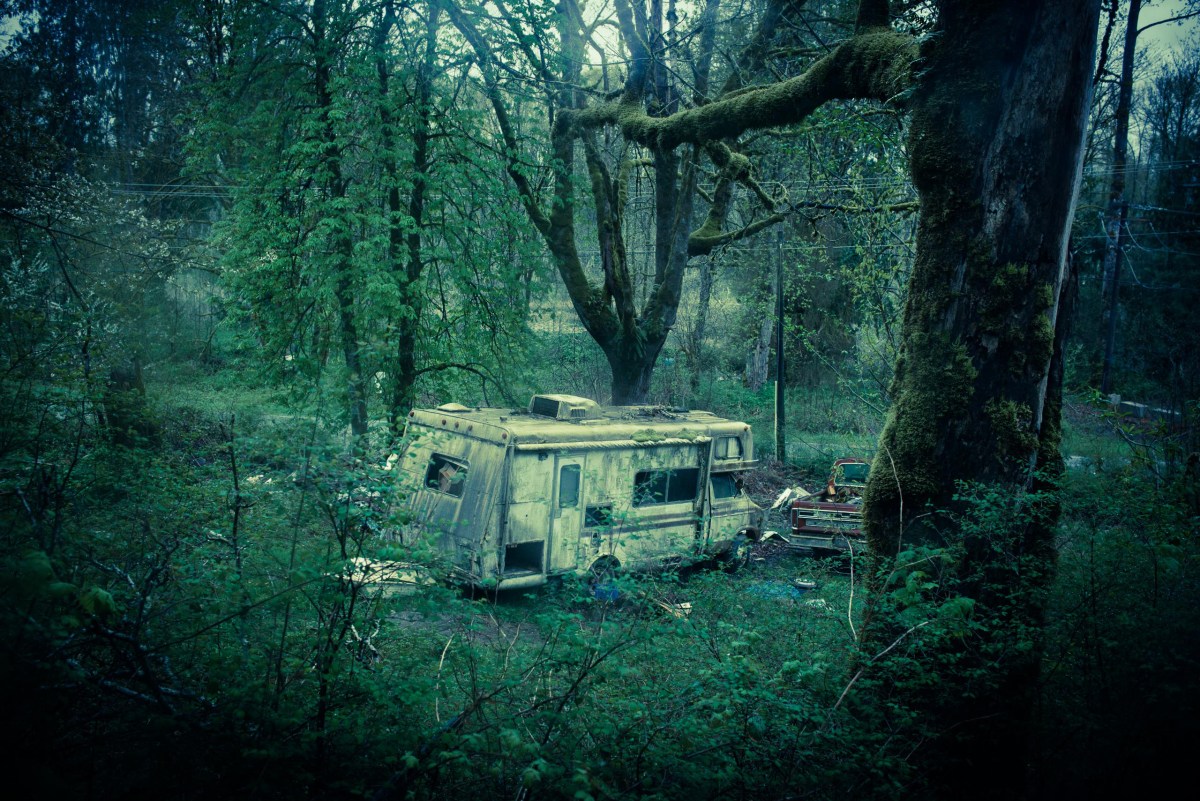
[566,29,917,151]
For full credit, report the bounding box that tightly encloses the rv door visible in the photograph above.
[694,438,713,552]
[707,472,757,549]
[549,454,584,572]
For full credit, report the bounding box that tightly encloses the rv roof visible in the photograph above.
[406,401,751,447]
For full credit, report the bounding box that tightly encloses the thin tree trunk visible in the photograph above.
[1100,0,1141,394]
[688,257,713,393]
[746,296,774,391]
[335,273,368,439]
[378,1,440,439]
[313,0,368,439]
[774,229,786,462]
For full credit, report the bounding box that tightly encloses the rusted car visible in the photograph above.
[783,458,869,555]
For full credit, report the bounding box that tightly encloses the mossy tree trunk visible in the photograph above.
[857,1,1100,796]
[862,0,1098,570]
[448,0,825,404]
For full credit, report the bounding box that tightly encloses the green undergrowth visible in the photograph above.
[2,364,1196,799]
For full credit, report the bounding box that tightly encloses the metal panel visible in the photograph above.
[398,425,505,565]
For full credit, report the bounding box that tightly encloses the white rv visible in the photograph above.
[395,394,763,590]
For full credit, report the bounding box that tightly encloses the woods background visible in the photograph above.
[1,1,1198,799]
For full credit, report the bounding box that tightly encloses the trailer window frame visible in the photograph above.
[714,436,743,459]
[558,463,581,508]
[424,453,469,498]
[633,467,700,507]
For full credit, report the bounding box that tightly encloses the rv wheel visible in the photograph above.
[587,557,621,601]
[725,532,754,572]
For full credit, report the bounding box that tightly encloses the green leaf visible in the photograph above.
[78,586,117,618]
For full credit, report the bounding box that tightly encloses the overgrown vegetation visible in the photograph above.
[3,388,1193,799]
[1,0,1197,799]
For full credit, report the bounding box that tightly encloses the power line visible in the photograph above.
[100,158,1197,197]
[1129,203,1200,216]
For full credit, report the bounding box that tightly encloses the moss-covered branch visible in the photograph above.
[566,29,916,152]
[689,211,789,255]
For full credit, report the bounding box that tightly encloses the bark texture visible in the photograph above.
[860,1,1100,797]
[864,0,1098,551]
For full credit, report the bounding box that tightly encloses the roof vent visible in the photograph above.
[528,394,601,420]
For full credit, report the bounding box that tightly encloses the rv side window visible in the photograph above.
[711,473,739,499]
[715,436,743,459]
[668,468,699,502]
[585,504,613,528]
[634,470,668,505]
[633,468,700,506]
[559,464,581,508]
[424,454,468,498]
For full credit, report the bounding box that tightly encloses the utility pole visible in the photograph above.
[774,230,786,463]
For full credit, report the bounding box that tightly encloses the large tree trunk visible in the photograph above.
[605,335,666,405]
[861,1,1100,796]
[865,0,1097,546]
[448,0,798,408]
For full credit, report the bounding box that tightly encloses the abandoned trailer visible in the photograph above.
[395,394,764,589]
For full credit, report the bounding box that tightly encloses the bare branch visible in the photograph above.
[688,199,917,257]
[833,620,930,711]
[1137,10,1200,35]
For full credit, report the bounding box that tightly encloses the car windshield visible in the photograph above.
[840,462,869,483]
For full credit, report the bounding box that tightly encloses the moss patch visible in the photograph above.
[985,399,1039,461]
